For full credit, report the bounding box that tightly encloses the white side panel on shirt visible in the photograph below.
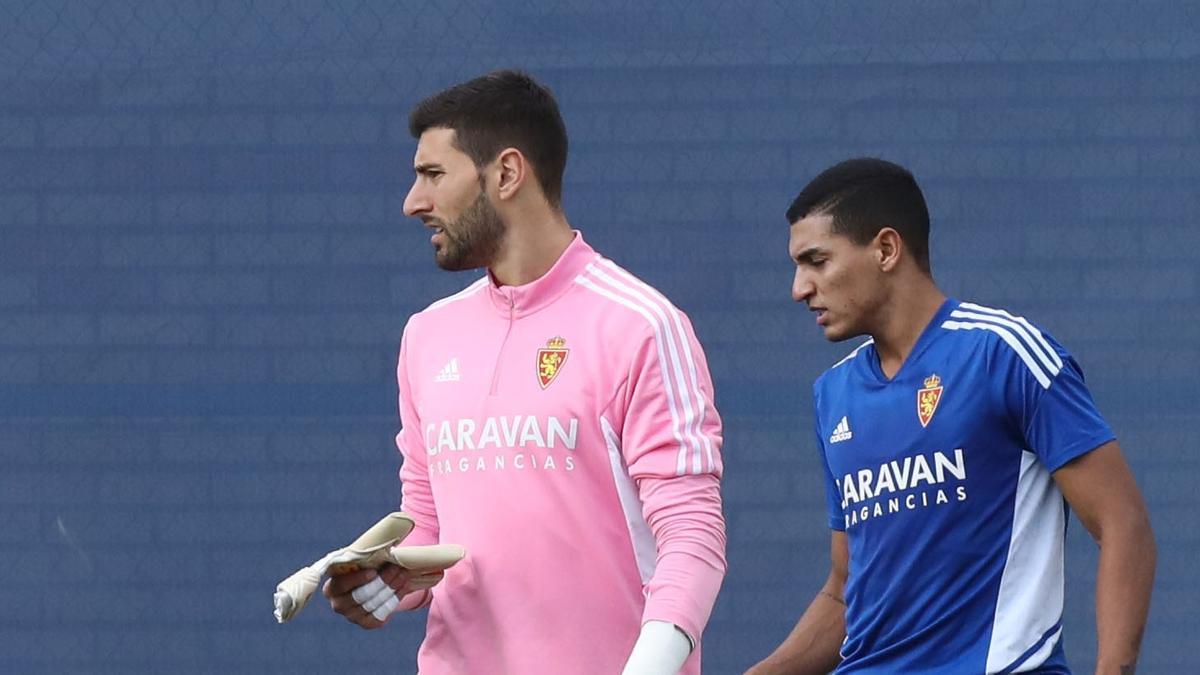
[601,415,658,585]
[985,450,1066,673]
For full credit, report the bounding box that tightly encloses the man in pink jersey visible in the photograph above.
[321,70,727,674]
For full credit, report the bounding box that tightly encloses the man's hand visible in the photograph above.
[322,563,446,629]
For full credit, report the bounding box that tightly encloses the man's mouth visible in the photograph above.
[424,220,447,246]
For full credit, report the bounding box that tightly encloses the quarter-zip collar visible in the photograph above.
[485,231,597,318]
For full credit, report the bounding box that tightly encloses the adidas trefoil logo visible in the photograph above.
[829,416,853,443]
[435,357,460,382]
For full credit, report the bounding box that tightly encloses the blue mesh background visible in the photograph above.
[1,2,1196,672]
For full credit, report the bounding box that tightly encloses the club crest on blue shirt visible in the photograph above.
[917,374,943,427]
[537,336,569,389]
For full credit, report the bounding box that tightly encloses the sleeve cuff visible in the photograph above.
[621,620,693,675]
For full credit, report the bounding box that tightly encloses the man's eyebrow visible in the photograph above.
[793,246,826,263]
[413,162,443,174]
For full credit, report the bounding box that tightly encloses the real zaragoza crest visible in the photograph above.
[536,336,569,389]
[917,373,943,428]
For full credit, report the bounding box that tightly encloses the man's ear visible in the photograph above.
[875,227,903,272]
[494,147,527,201]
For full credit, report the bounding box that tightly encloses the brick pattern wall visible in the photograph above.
[2,2,1197,672]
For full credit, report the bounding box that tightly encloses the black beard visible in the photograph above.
[434,191,506,271]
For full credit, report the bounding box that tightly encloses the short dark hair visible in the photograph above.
[409,70,568,207]
[786,158,931,272]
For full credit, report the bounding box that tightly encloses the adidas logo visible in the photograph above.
[829,416,853,443]
[435,358,460,382]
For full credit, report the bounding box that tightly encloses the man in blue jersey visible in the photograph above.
[746,158,1156,675]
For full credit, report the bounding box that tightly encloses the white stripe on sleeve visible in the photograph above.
[949,309,1060,376]
[581,264,707,475]
[957,302,1063,369]
[575,273,694,475]
[598,259,717,473]
[941,320,1053,389]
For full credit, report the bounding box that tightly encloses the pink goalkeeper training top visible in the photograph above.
[394,232,726,674]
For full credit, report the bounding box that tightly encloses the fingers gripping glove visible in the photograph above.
[346,554,454,621]
[350,576,403,621]
[273,512,465,623]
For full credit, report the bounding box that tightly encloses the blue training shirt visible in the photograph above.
[814,299,1115,674]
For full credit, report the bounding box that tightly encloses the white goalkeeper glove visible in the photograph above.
[273,512,465,623]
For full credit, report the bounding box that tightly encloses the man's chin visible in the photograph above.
[434,251,485,272]
[434,257,466,272]
[821,324,855,342]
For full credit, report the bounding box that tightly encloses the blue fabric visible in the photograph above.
[814,300,1112,673]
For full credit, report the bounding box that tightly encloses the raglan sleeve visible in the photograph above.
[396,320,440,548]
[813,386,845,531]
[995,322,1116,472]
[612,313,726,647]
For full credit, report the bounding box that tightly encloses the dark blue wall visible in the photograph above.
[2,2,1196,672]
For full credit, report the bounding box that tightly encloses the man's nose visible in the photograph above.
[403,182,430,217]
[792,268,814,303]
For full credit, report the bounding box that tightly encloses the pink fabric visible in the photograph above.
[394,232,726,674]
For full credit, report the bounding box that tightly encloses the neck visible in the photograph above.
[871,275,946,379]
[488,209,574,286]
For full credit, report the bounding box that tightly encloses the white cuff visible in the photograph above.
[620,620,693,675]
